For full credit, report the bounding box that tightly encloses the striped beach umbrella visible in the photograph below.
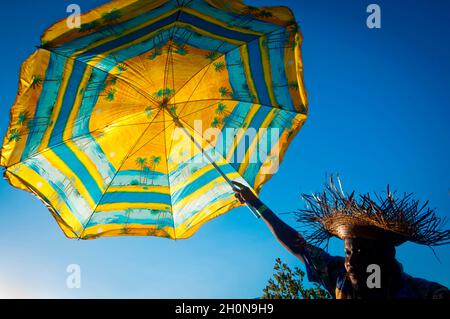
[0,0,308,240]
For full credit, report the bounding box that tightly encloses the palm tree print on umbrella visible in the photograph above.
[244,6,273,19]
[213,101,247,126]
[79,21,99,33]
[105,88,116,101]
[289,81,299,90]
[213,62,226,72]
[143,166,151,185]
[30,75,43,89]
[117,63,127,73]
[149,156,161,185]
[222,112,248,128]
[145,106,153,119]
[215,103,227,115]
[102,9,122,23]
[135,157,148,184]
[108,77,118,86]
[205,51,219,60]
[219,87,233,98]
[148,46,163,60]
[168,105,177,116]
[154,88,175,100]
[17,112,29,126]
[8,128,21,142]
[211,117,222,128]
[175,44,188,56]
[256,10,273,18]
[243,6,259,15]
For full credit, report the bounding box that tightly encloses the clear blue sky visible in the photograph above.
[0,0,449,298]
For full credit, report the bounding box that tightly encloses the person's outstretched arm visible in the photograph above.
[233,181,307,263]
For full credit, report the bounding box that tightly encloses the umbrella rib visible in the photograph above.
[175,63,214,117]
[175,98,305,119]
[161,110,177,240]
[173,32,232,116]
[39,47,161,107]
[107,120,167,128]
[79,108,164,238]
[126,122,174,161]
[136,52,158,92]
[178,100,223,119]
[178,118,249,190]
[171,28,177,108]
[175,117,261,219]
[161,14,179,103]
[170,22,298,112]
[167,29,178,239]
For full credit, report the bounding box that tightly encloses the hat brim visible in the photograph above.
[333,223,408,246]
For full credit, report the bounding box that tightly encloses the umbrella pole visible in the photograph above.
[174,120,261,219]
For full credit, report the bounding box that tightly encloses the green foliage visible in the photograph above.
[262,258,331,299]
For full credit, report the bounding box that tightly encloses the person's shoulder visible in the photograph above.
[402,272,450,299]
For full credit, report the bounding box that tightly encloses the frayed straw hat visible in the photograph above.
[297,177,450,247]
